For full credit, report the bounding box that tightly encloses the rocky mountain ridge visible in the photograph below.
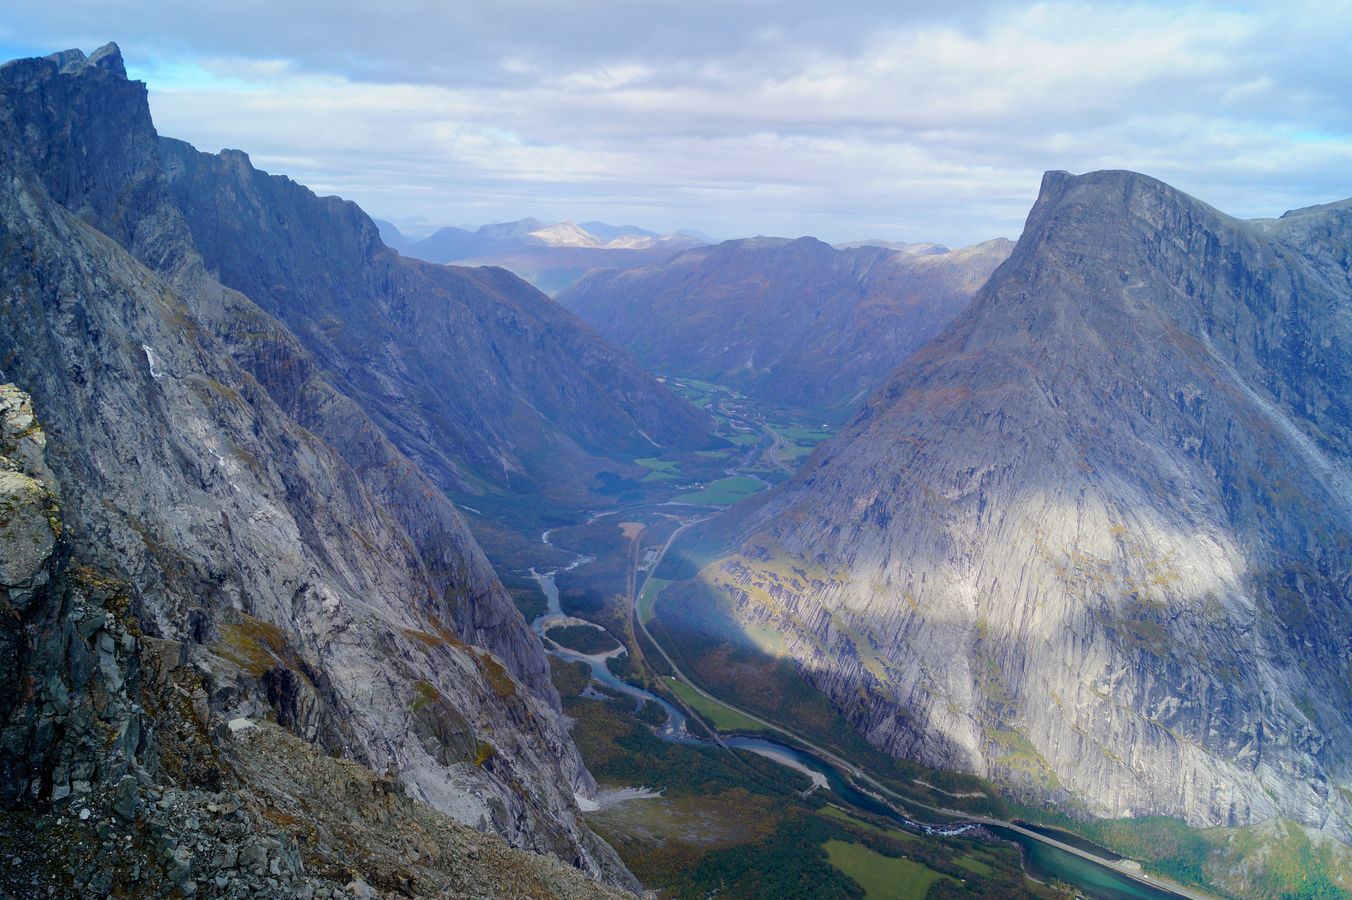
[11,43,709,515]
[0,44,637,890]
[154,151,711,512]
[715,170,1352,840]
[559,234,1012,414]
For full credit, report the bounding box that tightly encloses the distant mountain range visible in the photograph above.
[378,217,706,294]
[832,239,951,254]
[559,235,1012,415]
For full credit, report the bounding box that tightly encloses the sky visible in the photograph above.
[2,1,1349,245]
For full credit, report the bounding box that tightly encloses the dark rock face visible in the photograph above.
[0,42,555,700]
[0,561,628,899]
[559,235,1012,413]
[724,171,1352,837]
[0,46,636,888]
[0,385,145,809]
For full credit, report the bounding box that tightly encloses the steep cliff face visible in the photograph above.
[154,143,710,504]
[0,386,626,897]
[0,43,557,700]
[2,45,710,518]
[559,235,1012,413]
[718,171,1352,838]
[0,47,635,888]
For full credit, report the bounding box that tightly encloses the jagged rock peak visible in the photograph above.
[1023,168,1234,237]
[31,43,127,78]
[0,41,139,98]
[721,169,1352,840]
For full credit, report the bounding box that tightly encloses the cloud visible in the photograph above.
[3,1,1349,243]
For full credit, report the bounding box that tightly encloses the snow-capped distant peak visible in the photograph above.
[526,220,605,248]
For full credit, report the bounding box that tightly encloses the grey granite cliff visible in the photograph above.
[0,383,628,896]
[719,170,1352,839]
[2,44,710,516]
[0,45,636,890]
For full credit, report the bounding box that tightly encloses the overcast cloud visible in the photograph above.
[2,1,1349,244]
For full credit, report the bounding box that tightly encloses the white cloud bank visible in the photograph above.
[3,1,1348,243]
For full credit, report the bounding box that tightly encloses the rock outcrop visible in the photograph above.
[0,638,631,898]
[718,171,1352,839]
[0,385,140,810]
[0,46,637,890]
[559,235,1012,414]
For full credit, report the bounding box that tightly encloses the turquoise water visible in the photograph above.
[1017,821,1124,860]
[736,735,1182,899]
[986,825,1180,899]
[531,568,695,741]
[725,735,1177,898]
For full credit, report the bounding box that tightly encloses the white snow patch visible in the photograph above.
[142,344,165,379]
[207,446,242,492]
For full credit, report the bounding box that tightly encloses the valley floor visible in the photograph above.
[490,375,1349,899]
[478,379,1205,898]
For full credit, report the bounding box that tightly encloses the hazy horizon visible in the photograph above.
[2,1,1349,247]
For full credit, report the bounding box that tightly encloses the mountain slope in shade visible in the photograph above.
[559,236,1012,414]
[3,46,710,518]
[156,150,712,504]
[0,45,635,887]
[402,219,706,294]
[714,171,1352,838]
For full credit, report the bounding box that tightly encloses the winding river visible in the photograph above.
[530,563,694,741]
